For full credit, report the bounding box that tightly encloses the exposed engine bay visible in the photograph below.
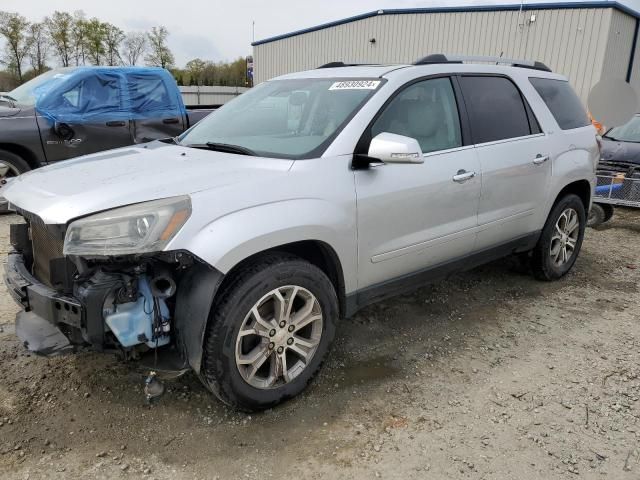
[6,211,222,373]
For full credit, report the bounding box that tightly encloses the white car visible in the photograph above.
[4,55,598,411]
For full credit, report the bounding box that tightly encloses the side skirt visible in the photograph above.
[345,231,540,317]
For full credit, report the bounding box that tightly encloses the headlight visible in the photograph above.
[63,196,191,256]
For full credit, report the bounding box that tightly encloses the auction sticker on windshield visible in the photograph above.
[329,80,381,90]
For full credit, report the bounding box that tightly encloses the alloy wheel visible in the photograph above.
[550,208,580,267]
[235,285,323,389]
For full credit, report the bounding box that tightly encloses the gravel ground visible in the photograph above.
[0,209,638,480]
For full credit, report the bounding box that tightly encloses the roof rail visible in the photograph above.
[317,61,382,68]
[413,54,552,72]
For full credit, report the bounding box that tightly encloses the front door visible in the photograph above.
[457,75,552,250]
[355,77,481,292]
[37,72,133,162]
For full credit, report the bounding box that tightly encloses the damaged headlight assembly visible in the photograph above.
[64,196,192,256]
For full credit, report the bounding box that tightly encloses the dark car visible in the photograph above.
[588,114,640,225]
[0,67,215,179]
[600,114,640,166]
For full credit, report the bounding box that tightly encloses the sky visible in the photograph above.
[2,0,640,68]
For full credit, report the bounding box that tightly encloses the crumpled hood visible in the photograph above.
[4,142,293,224]
[600,137,640,165]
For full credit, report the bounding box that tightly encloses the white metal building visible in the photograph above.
[252,1,640,101]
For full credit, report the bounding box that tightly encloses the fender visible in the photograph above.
[172,198,357,293]
[544,145,596,220]
[170,198,356,372]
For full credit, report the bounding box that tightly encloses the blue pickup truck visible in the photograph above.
[0,67,215,179]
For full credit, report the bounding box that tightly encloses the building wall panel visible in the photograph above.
[254,7,634,102]
[601,9,636,83]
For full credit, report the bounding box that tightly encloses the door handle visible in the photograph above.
[106,120,127,127]
[533,154,549,165]
[452,169,476,183]
[162,117,180,125]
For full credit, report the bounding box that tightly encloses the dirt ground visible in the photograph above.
[0,209,638,480]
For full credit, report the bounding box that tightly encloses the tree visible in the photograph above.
[84,18,106,65]
[46,11,74,67]
[27,22,49,74]
[71,11,88,66]
[122,32,146,66]
[104,24,124,66]
[145,26,174,69]
[0,11,32,83]
[185,58,206,85]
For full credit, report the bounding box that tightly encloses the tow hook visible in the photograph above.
[144,371,165,404]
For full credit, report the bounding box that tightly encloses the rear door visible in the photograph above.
[355,76,481,291]
[127,72,186,142]
[37,72,133,162]
[458,75,552,250]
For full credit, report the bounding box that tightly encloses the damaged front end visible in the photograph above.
[5,206,223,374]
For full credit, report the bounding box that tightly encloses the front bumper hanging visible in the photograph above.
[5,252,81,355]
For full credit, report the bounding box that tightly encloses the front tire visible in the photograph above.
[200,253,338,411]
[0,149,31,178]
[532,194,586,281]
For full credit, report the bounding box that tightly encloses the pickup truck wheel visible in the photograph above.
[532,194,586,281]
[587,204,606,227]
[0,149,30,178]
[201,253,338,411]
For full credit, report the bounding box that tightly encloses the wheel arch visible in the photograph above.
[220,240,347,319]
[0,143,42,170]
[552,179,592,212]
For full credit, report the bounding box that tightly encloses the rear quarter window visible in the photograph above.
[529,78,590,130]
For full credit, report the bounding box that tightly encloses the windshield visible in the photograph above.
[179,78,383,159]
[605,115,640,143]
[8,68,76,106]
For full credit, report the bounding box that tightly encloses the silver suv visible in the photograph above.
[4,55,598,411]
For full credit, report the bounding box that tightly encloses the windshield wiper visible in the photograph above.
[183,142,256,156]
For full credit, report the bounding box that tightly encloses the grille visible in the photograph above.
[28,215,65,287]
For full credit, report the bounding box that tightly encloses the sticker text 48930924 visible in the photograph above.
[329,80,381,91]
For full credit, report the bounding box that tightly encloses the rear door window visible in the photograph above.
[529,77,590,130]
[459,76,532,144]
[127,74,176,115]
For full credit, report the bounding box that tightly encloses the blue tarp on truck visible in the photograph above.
[32,66,187,124]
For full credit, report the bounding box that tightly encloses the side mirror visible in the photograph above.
[367,132,424,164]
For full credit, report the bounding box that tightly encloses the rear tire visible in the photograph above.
[532,194,586,281]
[200,253,338,411]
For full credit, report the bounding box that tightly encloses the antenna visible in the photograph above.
[252,21,255,43]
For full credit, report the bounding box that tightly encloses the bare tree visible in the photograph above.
[0,11,32,82]
[103,24,124,66]
[46,11,73,67]
[145,26,174,69]
[28,22,49,74]
[122,32,146,66]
